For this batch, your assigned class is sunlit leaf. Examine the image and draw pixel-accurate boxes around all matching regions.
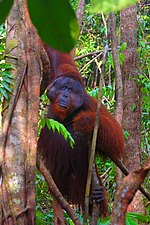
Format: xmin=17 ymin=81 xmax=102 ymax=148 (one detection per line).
xmin=28 ymin=0 xmax=79 ymax=52
xmin=126 ymin=217 xmax=138 ymax=225
xmin=91 ymin=0 xmax=137 ymax=13
xmin=127 ymin=212 xmax=150 ymax=223
xmin=46 ymin=118 xmax=51 ymax=130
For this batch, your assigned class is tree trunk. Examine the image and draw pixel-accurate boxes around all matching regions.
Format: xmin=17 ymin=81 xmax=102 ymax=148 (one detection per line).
xmin=109 ymin=12 xmax=123 ymax=188
xmin=71 ymin=0 xmax=85 ymax=57
xmin=120 ymin=5 xmax=145 ymax=214
xmin=0 ymin=0 xmax=43 ymax=224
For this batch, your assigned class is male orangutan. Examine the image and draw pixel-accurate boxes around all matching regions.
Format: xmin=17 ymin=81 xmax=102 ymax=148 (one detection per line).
xmin=38 ymin=47 xmax=124 ymax=222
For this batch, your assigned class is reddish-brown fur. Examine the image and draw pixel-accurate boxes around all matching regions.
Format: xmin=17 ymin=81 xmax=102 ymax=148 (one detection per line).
xmin=38 ymin=47 xmax=124 ymax=216
xmin=51 ymin=96 xmax=72 ymax=122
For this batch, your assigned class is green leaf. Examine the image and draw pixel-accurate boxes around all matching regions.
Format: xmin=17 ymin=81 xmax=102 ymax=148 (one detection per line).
xmin=119 ymin=53 xmax=125 ymax=65
xmin=0 ymin=0 xmax=13 ymax=24
xmin=69 ymin=135 xmax=75 ymax=149
xmin=2 ymin=75 xmax=13 ymax=84
xmin=0 ymin=87 xmax=8 ymax=99
xmin=46 ymin=118 xmax=51 ymax=130
xmin=120 ymin=42 xmax=127 ymax=51
xmin=49 ymin=119 xmax=56 ymax=132
xmin=45 ymin=119 xmax=75 ymax=148
xmin=127 ymin=212 xmax=150 ymax=223
xmin=124 ymin=130 xmax=130 ymax=140
xmin=28 ymin=0 xmax=79 ymax=52
xmin=126 ymin=217 xmax=138 ymax=225
xmin=132 ymin=104 xmax=137 ymax=111
xmin=56 ymin=122 xmax=61 ymax=134
xmin=40 ymin=118 xmax=46 ymax=128
xmin=91 ymin=0 xmax=137 ymax=13
xmin=98 ymin=216 xmax=111 ymax=224
xmin=1 ymin=63 xmax=14 ymax=69
xmin=1 ymin=81 xmax=12 ymax=92
xmin=60 ymin=124 xmax=68 ymax=140
xmin=0 ymin=45 xmax=5 ymax=52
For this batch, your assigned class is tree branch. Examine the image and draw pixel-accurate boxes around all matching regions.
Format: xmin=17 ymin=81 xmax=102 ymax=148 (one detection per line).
xmin=84 ymin=39 xmax=109 ymax=224
xmin=117 ymin=160 xmax=150 ymax=200
xmin=111 ymin=157 xmax=150 ymax=225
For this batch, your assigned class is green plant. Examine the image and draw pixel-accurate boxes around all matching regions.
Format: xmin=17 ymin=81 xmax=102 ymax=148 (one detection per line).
xmin=88 ymin=85 xmax=115 ymax=112
xmin=0 ymin=24 xmax=14 ymax=103
xmin=36 ymin=171 xmax=54 ymax=225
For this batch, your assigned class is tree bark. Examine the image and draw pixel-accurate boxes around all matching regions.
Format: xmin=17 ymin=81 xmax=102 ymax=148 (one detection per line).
xmin=71 ymin=0 xmax=85 ymax=57
xmin=111 ymin=158 xmax=150 ymax=225
xmin=0 ymin=0 xmax=44 ymax=224
xmin=120 ymin=5 xmax=145 ymax=214
xmin=109 ymin=12 xmax=123 ymax=189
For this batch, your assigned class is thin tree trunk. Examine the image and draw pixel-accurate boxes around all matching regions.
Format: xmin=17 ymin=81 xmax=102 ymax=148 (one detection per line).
xmin=109 ymin=12 xmax=123 ymax=188
xmin=71 ymin=0 xmax=85 ymax=57
xmin=120 ymin=5 xmax=145 ymax=214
